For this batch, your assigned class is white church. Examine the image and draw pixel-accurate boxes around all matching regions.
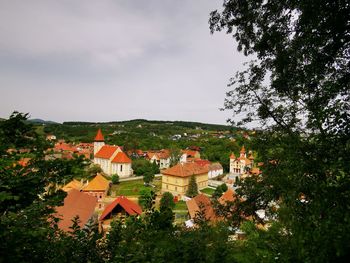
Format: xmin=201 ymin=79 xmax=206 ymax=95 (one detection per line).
xmin=93 ymin=129 xmax=133 ymax=178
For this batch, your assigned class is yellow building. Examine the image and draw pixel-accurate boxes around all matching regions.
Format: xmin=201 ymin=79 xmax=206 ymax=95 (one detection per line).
xmin=161 ymin=163 xmax=209 ymax=198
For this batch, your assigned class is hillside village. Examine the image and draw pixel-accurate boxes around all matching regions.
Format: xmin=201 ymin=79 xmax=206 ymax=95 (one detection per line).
xmin=49 ymin=128 xmax=262 ymax=233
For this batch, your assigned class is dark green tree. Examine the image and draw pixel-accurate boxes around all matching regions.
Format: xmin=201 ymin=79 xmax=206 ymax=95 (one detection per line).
xmin=159 ymin=192 xmax=175 ymax=211
xmin=111 ymin=174 xmax=119 ymax=184
xmin=138 ymin=188 xmax=156 ymax=211
xmin=212 ymin=183 xmax=228 ymax=198
xmin=210 ymin=1 xmax=350 ymax=261
xmin=143 ymin=170 xmax=154 ymax=185
xmin=186 ymin=175 xmax=198 ymax=197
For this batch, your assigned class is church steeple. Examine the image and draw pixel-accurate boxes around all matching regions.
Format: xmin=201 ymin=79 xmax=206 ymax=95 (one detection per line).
xmin=94 ymin=128 xmax=104 ymax=142
xmin=94 ymin=129 xmax=105 ymax=155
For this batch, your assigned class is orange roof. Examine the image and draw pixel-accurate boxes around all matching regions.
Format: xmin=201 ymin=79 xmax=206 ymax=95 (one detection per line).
xmin=230 ymin=153 xmax=236 ymax=159
xmin=18 ymin=157 xmax=31 ymax=167
xmin=219 ymin=188 xmax=237 ymax=205
xmin=194 ymin=159 xmax=211 ymax=167
xmin=240 ymin=146 xmax=246 ymax=153
xmin=182 ymin=149 xmax=199 ymax=157
xmin=83 ymin=174 xmax=110 ymax=192
xmin=186 ymin=194 xmax=216 ymax=221
xmin=112 ymin=152 xmax=131 ymax=163
xmin=54 ymin=142 xmax=78 ymax=152
xmin=94 ymin=145 xmax=119 ymax=159
xmin=162 ymin=162 xmax=208 ymax=177
xmin=94 ymin=128 xmax=104 ymax=142
xmin=62 ymin=179 xmax=85 ymax=192
xmin=100 ymin=196 xmax=142 ymax=221
xmin=54 ymin=189 xmax=97 ymax=232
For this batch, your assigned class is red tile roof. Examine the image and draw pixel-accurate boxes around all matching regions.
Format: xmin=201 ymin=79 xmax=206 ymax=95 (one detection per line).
xmin=100 ymin=196 xmax=142 ymax=221
xmin=94 ymin=145 xmax=119 ymax=159
xmin=230 ymin=153 xmax=236 ymax=159
xmin=162 ymin=162 xmax=208 ymax=177
xmin=94 ymin=128 xmax=104 ymax=142
xmin=219 ymin=188 xmax=237 ymax=204
xmin=240 ymin=146 xmax=246 ymax=153
xmin=54 ymin=189 xmax=97 ymax=232
xmin=194 ymin=159 xmax=211 ymax=167
xmin=186 ymin=194 xmax=216 ymax=221
xmin=54 ymin=142 xmax=78 ymax=152
xmin=111 ymin=152 xmax=131 ymax=163
xmin=83 ymin=174 xmax=110 ymax=192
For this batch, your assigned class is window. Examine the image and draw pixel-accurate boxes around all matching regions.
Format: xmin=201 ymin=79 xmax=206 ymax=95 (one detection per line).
xmin=166 ymin=184 xmax=168 ymax=189
xmin=120 ymin=165 xmax=123 ymax=172
xmin=175 ymin=187 xmax=177 ymax=191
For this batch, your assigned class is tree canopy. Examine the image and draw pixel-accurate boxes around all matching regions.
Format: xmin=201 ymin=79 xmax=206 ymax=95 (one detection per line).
xmin=210 ymin=0 xmax=350 ymax=261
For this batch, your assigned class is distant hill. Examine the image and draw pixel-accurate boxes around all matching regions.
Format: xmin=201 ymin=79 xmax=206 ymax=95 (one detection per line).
xmin=28 ymin=118 xmax=59 ymax=125
xmin=62 ymin=119 xmax=233 ymax=131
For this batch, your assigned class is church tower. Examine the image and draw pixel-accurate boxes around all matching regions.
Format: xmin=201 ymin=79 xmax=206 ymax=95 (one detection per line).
xmin=239 ymin=146 xmax=246 ymax=158
xmin=94 ymin=128 xmax=105 ymax=156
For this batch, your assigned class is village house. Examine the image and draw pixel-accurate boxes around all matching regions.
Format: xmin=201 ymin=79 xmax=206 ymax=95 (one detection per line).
xmin=229 ymin=146 xmax=254 ymax=177
xmin=186 ymin=194 xmax=217 ymax=227
xmin=180 ymin=149 xmax=201 ymax=163
xmin=82 ymin=173 xmax=110 ymax=209
xmin=161 ymin=162 xmax=209 ymax=198
xmin=62 ymin=179 xmax=86 ymax=192
xmin=54 ymin=189 xmax=98 ymax=232
xmin=99 ymin=196 xmax=142 ymax=232
xmin=93 ymin=129 xmax=133 ymax=177
xmin=146 ymin=149 xmax=171 ymax=169
xmin=207 ymin=163 xmax=224 ymax=179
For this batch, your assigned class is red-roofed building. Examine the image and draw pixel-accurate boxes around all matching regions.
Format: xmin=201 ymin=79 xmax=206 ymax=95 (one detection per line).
xmin=54 ymin=189 xmax=97 ymax=232
xmin=180 ymin=149 xmax=201 ymax=163
xmin=93 ymin=129 xmax=133 ymax=177
xmin=161 ymin=163 xmax=209 ymax=198
xmin=229 ymin=146 xmax=254 ymax=177
xmin=186 ymin=194 xmax=218 ymax=224
xmin=146 ymin=149 xmax=171 ymax=169
xmin=99 ymin=196 xmax=142 ymax=231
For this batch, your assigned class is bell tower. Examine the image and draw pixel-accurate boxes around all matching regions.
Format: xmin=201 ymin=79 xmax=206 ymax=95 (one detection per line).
xmin=94 ymin=128 xmax=105 ymax=155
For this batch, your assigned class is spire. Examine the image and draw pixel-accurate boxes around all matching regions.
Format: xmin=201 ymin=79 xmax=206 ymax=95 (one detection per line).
xmin=230 ymin=153 xmax=236 ymax=159
xmin=94 ymin=128 xmax=104 ymax=142
xmin=240 ymin=146 xmax=246 ymax=153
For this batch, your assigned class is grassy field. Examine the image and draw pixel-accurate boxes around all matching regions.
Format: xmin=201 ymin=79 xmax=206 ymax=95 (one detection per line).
xmin=110 ymin=178 xmax=161 ymax=197
xmin=200 ymin=187 xmax=215 ymax=196
xmin=174 ymin=200 xmax=187 ymax=210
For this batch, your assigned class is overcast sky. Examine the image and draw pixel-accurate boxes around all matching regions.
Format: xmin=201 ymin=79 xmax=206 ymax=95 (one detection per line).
xmin=0 ymin=0 xmax=248 ymax=124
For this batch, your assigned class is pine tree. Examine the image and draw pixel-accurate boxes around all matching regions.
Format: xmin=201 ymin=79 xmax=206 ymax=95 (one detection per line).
xmin=186 ymin=175 xmax=198 ymax=197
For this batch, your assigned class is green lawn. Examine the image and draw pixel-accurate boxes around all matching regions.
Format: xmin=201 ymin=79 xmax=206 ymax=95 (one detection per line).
xmin=200 ymin=187 xmax=215 ymax=196
xmin=174 ymin=200 xmax=187 ymax=211
xmin=110 ymin=178 xmax=161 ymax=197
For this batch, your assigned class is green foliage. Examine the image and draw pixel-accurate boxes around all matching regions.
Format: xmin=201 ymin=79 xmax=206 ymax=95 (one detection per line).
xmin=138 ymin=188 xmax=156 ymax=211
xmin=132 ymin=158 xmax=159 ymax=176
xmin=143 ymin=170 xmax=155 ymax=185
xmin=0 ymin=112 xmax=91 ymax=261
xmin=186 ymin=175 xmax=198 ymax=197
xmin=160 ymin=192 xmax=175 ymax=211
xmin=210 ymin=0 xmax=350 ymax=261
xmin=111 ymin=174 xmax=119 ymax=184
xmin=212 ymin=183 xmax=228 ymax=198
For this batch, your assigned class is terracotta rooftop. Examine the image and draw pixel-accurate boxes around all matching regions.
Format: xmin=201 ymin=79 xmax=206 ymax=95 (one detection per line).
xmin=54 ymin=189 xmax=97 ymax=232
xmin=230 ymin=153 xmax=236 ymax=159
xmin=62 ymin=179 xmax=85 ymax=192
xmin=219 ymin=188 xmax=237 ymax=205
xmin=94 ymin=128 xmax=104 ymax=142
xmin=83 ymin=174 xmax=110 ymax=192
xmin=162 ymin=162 xmax=209 ymax=177
xmin=94 ymin=145 xmax=119 ymax=159
xmin=186 ymin=194 xmax=216 ymax=221
xmin=100 ymin=196 xmax=142 ymax=221
xmin=111 ymin=152 xmax=131 ymax=163
xmin=240 ymin=146 xmax=246 ymax=153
